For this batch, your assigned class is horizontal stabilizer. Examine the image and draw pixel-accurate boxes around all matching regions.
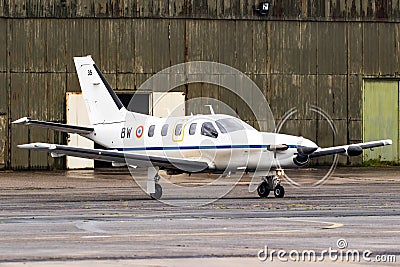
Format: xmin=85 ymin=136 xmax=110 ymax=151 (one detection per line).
xmin=12 ymin=117 xmax=94 ymax=135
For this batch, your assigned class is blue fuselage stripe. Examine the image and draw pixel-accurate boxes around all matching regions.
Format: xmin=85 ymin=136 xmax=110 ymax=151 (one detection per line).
xmin=114 ymin=144 xmax=297 ymax=152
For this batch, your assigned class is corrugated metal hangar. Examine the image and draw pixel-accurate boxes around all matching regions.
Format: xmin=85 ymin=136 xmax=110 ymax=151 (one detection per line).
xmin=0 ymin=0 xmax=399 ymax=169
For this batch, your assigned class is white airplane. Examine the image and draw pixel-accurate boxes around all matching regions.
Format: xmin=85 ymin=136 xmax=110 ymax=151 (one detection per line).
xmin=13 ymin=56 xmax=392 ymax=199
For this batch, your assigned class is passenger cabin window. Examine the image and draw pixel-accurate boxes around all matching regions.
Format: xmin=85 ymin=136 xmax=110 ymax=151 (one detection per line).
xmin=161 ymin=124 xmax=169 ymax=136
xmin=189 ymin=123 xmax=197 ymax=135
xmin=148 ymin=125 xmax=155 ymax=137
xmin=201 ymin=122 xmax=218 ymax=138
xmin=175 ymin=124 xmax=183 ymax=136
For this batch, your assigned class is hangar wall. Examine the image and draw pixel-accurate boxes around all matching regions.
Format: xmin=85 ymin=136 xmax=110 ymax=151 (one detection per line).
xmin=1 ymin=0 xmax=399 ymax=169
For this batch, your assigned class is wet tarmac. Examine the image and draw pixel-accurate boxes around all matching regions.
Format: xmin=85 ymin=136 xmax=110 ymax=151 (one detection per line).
xmin=0 ymin=167 xmax=399 ymax=266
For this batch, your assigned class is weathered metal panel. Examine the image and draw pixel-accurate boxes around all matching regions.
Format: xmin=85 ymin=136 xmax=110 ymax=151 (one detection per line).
xmin=135 ymin=73 xmax=152 ymax=89
xmin=236 ymin=20 xmax=254 ymax=73
xmin=46 ymin=19 xmax=66 ymax=72
xmin=299 ymin=22 xmax=317 ymax=75
xmin=2 ymin=0 xmax=400 ymax=21
xmin=219 ymin=75 xmax=238 ymax=118
xmin=117 ymin=73 xmax=135 ymax=90
xmin=152 ymin=19 xmax=171 ymax=72
xmin=253 ymin=21 xmax=268 ymax=74
xmin=47 ymin=73 xmax=66 ymax=169
xmin=28 ymin=73 xmax=48 ymax=168
xmin=29 ymin=19 xmax=47 ymax=72
xmin=251 ymin=73 xmax=270 ymax=130
xmin=218 ymin=20 xmax=236 ymax=68
xmin=348 ymin=22 xmax=363 ymax=74
xmin=396 ymin=23 xmax=400 ymax=75
xmin=269 ymin=21 xmax=298 ymax=74
xmin=378 ymin=23 xmax=395 ymax=75
xmin=284 ymin=21 xmax=301 ymax=74
xmin=185 ymin=83 xmax=204 ymax=115
xmin=0 ymin=73 xmax=7 ymax=168
xmin=0 ymin=19 xmax=7 ymax=72
xmin=349 ymin=119 xmax=362 ymax=142
xmin=67 ymin=73 xmax=81 ymax=92
xmin=201 ymin=83 xmax=220 ymax=113
xmin=363 ymin=80 xmax=399 ymax=161
xmin=334 ymin=23 xmax=348 ymax=74
xmin=118 ymin=19 xmax=134 ymax=74
xmin=348 ymin=74 xmax=362 ymax=120
xmin=65 ymin=19 xmax=84 ymax=72
xmin=99 ymin=19 xmax=118 ymax=73
xmin=103 ymin=73 xmax=117 ymax=90
xmin=363 ymin=22 xmax=379 ymax=75
xmin=134 ymin=19 xmax=154 ymax=74
xmin=270 ymin=74 xmax=300 ymax=120
xmin=8 ymin=0 xmax=27 ymax=17
xmin=298 ymin=75 xmax=317 ymax=120
xmin=10 ymin=73 xmax=29 ymax=169
xmin=317 ymin=75 xmax=347 ymax=120
xmin=298 ymin=119 xmax=317 ymax=147
xmin=317 ymin=22 xmax=347 ymax=75
xmin=75 ymin=0 xmax=96 ymax=17
xmin=83 ymin=19 xmax=100 ymax=63
xmin=9 ymin=19 xmax=30 ymax=72
xmin=169 ymin=19 xmax=185 ymax=65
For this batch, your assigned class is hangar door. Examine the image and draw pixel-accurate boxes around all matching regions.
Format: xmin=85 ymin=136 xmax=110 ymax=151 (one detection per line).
xmin=363 ymin=80 xmax=399 ymax=162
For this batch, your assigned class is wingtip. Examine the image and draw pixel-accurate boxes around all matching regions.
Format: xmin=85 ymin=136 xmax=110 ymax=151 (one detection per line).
xmin=12 ymin=117 xmax=30 ymax=124
xmin=17 ymin=143 xmax=51 ymax=149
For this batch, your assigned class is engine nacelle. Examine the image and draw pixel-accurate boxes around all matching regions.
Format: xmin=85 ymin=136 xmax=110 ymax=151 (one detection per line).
xmin=346 ymin=145 xmax=362 ymax=156
xmin=293 ymin=154 xmax=309 ymax=166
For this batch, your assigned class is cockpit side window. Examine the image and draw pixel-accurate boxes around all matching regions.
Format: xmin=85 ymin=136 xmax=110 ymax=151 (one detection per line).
xmin=201 ymin=122 xmax=218 ymax=138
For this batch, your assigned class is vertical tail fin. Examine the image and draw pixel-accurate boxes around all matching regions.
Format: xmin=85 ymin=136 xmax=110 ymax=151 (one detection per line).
xmin=74 ymin=56 xmax=125 ymax=125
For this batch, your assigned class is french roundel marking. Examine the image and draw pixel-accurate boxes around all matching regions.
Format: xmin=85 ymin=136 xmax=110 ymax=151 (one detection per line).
xmin=136 ymin=126 xmax=144 ymax=138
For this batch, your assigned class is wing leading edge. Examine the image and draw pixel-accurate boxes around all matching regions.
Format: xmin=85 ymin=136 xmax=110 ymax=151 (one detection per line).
xmin=310 ymin=139 xmax=392 ymax=158
xmin=17 ymin=143 xmax=210 ymax=172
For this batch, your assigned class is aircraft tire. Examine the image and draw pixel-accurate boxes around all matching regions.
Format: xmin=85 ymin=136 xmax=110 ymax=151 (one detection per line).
xmin=150 ymin=183 xmax=163 ymax=200
xmin=257 ymin=182 xmax=270 ymax=198
xmin=274 ymin=185 xmax=285 ymax=198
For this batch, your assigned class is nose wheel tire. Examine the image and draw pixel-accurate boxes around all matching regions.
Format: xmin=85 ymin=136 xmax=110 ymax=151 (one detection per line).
xmin=274 ymin=185 xmax=285 ymax=198
xmin=257 ymin=182 xmax=270 ymax=198
xmin=150 ymin=183 xmax=163 ymax=200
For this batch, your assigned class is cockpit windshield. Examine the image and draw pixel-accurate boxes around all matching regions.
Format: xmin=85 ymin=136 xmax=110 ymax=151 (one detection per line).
xmin=215 ymin=118 xmax=255 ymax=133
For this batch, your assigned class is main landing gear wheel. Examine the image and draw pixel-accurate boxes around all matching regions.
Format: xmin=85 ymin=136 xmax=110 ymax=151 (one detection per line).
xmin=150 ymin=183 xmax=163 ymax=200
xmin=274 ymin=185 xmax=285 ymax=198
xmin=257 ymin=182 xmax=270 ymax=198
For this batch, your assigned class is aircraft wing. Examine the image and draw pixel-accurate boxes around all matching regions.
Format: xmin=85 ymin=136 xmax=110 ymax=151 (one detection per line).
xmin=309 ymin=139 xmax=392 ymax=158
xmin=17 ymin=143 xmax=210 ymax=172
xmin=12 ymin=117 xmax=94 ymax=135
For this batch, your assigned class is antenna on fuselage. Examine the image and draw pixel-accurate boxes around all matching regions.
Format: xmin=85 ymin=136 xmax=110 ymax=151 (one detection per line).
xmin=205 ymin=105 xmax=215 ymax=115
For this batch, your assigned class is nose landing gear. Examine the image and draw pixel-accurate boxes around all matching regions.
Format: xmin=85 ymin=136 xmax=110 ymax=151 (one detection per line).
xmin=257 ymin=168 xmax=285 ymax=198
